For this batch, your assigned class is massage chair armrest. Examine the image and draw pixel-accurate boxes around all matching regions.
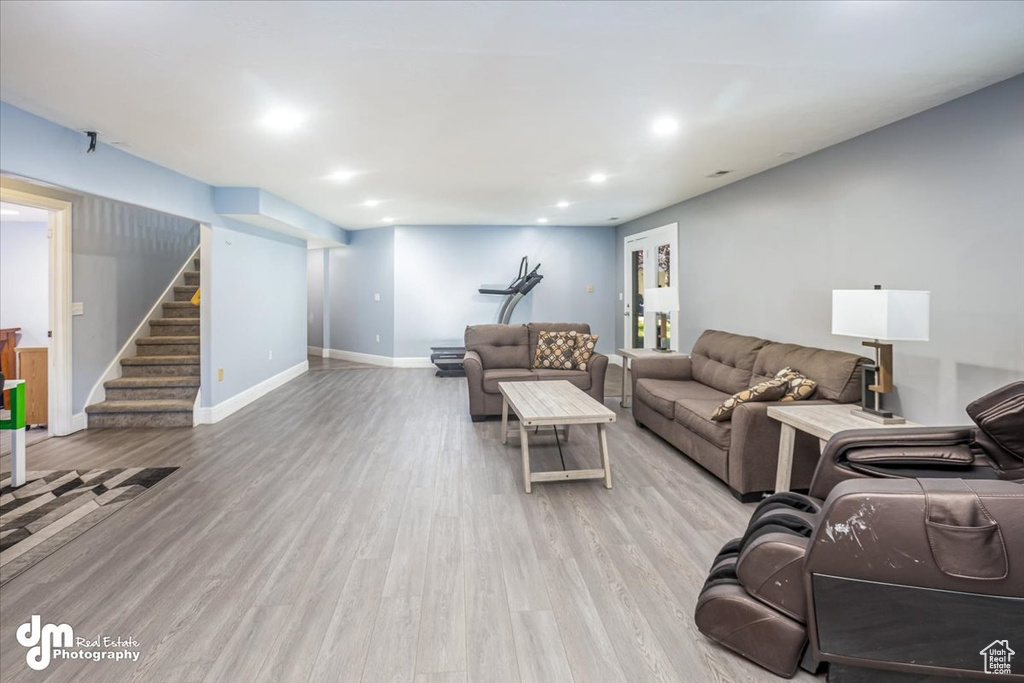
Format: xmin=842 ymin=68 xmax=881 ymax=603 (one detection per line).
xmin=808 ymin=426 xmax=977 ymax=499
xmin=806 ymin=478 xmax=1024 ymax=589
xmin=629 ymin=355 xmax=692 ymax=393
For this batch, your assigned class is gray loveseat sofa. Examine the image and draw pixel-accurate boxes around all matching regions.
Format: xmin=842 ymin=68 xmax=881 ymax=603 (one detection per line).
xmin=632 ymin=329 xmax=869 ymax=500
xmin=464 ymin=322 xmax=609 ymax=421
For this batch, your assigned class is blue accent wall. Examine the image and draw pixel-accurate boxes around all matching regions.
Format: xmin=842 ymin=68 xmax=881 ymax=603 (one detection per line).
xmin=392 ymin=225 xmax=616 ymax=358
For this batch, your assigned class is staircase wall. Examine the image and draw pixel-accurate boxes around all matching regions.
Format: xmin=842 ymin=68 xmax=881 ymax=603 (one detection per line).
xmin=71 ymin=195 xmax=200 ymax=413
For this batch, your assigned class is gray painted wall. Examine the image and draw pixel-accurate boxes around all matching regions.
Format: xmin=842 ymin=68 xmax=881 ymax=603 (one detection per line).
xmin=328 ymin=227 xmax=395 ymax=356
xmin=0 ymin=220 xmax=49 ymax=347
xmin=616 ymin=75 xmax=1024 ymax=425
xmin=392 ymin=225 xmax=616 ymax=357
xmin=208 ymin=222 xmax=307 ymax=405
xmin=307 ymin=248 xmax=324 ymax=347
xmin=72 ymin=195 xmax=199 ymax=412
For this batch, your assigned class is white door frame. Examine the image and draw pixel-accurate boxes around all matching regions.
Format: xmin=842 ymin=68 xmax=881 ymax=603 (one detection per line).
xmin=623 ymin=223 xmax=679 ymax=351
xmin=0 ymin=185 xmax=76 ymax=435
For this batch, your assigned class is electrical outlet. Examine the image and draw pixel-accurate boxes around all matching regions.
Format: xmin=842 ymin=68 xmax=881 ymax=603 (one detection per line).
xmin=587 ymin=284 xmax=594 ymax=293
xmin=71 ymin=301 xmax=84 ymax=316
xmin=269 ymin=350 xmax=273 ymax=360
xmin=218 ymin=368 xmax=224 ymax=382
xmin=618 ymin=292 xmax=623 ymax=301
xmin=375 ymin=334 xmax=380 ymax=343
xmin=374 ymin=293 xmax=381 ymax=302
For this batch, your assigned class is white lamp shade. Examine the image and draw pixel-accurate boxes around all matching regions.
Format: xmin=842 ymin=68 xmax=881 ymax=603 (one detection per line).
xmin=832 ymin=289 xmax=930 ymax=341
xmin=644 ymin=286 xmax=679 ymax=313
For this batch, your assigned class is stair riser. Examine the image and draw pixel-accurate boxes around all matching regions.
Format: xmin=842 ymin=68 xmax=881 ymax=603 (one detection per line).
xmin=150 ymin=324 xmax=199 ymax=336
xmin=183 ymin=272 xmax=200 ymax=286
xmin=136 ymin=343 xmax=199 ymax=356
xmin=173 ymin=289 xmax=198 ymax=302
xmin=89 ymin=412 xmax=193 ymax=428
xmin=162 ymin=305 xmax=199 ymax=318
xmin=121 ymin=364 xmax=200 ymax=378
xmin=105 ymin=386 xmax=198 ymax=401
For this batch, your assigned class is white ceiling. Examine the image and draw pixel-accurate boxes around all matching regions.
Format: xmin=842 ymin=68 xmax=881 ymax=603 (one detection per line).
xmin=0 ymin=201 xmax=49 ymax=223
xmin=1 ymin=1 xmax=1023 ymax=230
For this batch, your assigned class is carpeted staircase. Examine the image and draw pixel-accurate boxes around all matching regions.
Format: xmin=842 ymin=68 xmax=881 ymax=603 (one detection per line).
xmin=85 ymin=257 xmax=200 ymax=428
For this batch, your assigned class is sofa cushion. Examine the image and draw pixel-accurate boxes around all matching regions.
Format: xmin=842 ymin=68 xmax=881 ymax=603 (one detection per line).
xmin=482 ymin=368 xmax=536 ymax=393
xmin=571 ymin=333 xmax=600 ymax=371
xmin=466 ymin=324 xmax=530 ymax=370
xmin=533 ymin=368 xmax=591 ymax=391
xmin=675 ymin=398 xmax=733 ymax=449
xmin=711 ymin=378 xmax=789 ymax=422
xmin=527 ymin=322 xmax=590 ymax=360
xmin=635 ymin=378 xmax=731 ymax=420
xmin=752 ymin=343 xmax=868 ymax=403
xmin=533 ymin=330 xmax=577 ymax=370
xmin=691 ymin=330 xmax=770 ymax=395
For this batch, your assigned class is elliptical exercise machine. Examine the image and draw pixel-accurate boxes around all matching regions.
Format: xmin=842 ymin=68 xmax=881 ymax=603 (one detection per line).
xmin=477 ymin=256 xmax=544 ymax=324
xmin=429 ymin=256 xmax=544 ymax=377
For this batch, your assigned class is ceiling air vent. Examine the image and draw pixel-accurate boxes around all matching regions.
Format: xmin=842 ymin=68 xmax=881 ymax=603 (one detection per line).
xmin=607 ymin=217 xmax=619 ymax=221
xmin=706 ymin=170 xmax=732 ymax=178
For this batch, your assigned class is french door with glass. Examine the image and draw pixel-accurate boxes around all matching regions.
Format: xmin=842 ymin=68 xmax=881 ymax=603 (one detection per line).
xmin=623 ymin=223 xmax=679 ymax=350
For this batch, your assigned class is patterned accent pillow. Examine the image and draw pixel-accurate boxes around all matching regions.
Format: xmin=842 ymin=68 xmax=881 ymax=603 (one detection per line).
xmin=775 ymin=367 xmax=818 ymax=402
xmin=570 ymin=333 xmax=600 ymax=371
xmin=533 ymin=331 xmax=577 ymax=369
xmin=711 ymin=377 xmax=788 ymax=422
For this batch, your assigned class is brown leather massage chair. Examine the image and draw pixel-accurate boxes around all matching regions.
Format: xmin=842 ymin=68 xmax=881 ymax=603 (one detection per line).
xmin=695 ymin=381 xmax=1024 ymax=681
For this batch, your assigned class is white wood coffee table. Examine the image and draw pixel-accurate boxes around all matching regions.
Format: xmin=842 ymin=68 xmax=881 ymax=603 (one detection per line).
xmin=499 ymin=380 xmax=616 ymax=493
xmin=767 ymin=404 xmax=921 ymax=493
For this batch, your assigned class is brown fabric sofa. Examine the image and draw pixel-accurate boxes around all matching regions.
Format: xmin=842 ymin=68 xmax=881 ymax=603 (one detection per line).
xmin=464 ymin=322 xmax=609 ymax=421
xmin=631 ymin=329 xmax=870 ymax=500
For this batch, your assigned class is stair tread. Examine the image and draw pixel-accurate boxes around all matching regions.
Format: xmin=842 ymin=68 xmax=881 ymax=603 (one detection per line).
xmin=137 ymin=336 xmax=200 ymax=344
xmin=105 ymin=376 xmax=200 ymax=388
xmin=122 ymin=355 xmax=200 ymax=364
xmin=86 ymin=399 xmax=194 ymax=414
xmin=173 ymin=285 xmax=198 ymax=290
xmin=151 ymin=318 xmax=199 ymax=324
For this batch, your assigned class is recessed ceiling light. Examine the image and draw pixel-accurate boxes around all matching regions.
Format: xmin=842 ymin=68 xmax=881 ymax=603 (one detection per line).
xmin=651 ymin=116 xmax=680 ymax=137
xmin=382 ymin=217 xmax=394 ymax=223
xmin=363 ymin=199 xmax=380 ymax=207
xmin=327 ymin=169 xmax=355 ymax=182
xmin=589 ymin=173 xmax=607 ymax=184
xmin=537 ymin=217 xmax=548 ymax=224
xmin=556 ymin=200 xmax=569 ymax=209
xmin=0 ymin=209 xmax=20 ymax=216
xmin=261 ymin=107 xmax=305 ymax=132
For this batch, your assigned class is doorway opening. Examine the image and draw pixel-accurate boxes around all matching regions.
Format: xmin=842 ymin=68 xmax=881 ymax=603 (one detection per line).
xmin=0 ymin=183 xmax=74 ymax=448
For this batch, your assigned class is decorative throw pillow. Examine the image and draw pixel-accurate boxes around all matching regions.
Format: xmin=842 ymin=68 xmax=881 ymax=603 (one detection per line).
xmin=775 ymin=367 xmax=818 ymax=402
xmin=571 ymin=333 xmax=600 ymax=371
xmin=711 ymin=377 xmax=788 ymax=422
xmin=533 ymin=331 xmax=577 ymax=369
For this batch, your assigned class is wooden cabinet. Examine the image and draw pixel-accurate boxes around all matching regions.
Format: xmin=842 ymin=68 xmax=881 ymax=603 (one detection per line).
xmin=16 ymin=346 xmax=48 ymax=426
xmin=0 ymin=327 xmax=19 ymax=406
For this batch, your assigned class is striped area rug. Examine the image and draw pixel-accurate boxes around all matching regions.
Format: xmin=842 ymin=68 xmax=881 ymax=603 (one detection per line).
xmin=0 ymin=467 xmax=178 ymax=585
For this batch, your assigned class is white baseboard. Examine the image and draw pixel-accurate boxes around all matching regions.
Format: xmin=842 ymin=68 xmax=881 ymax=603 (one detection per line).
xmin=394 ymin=357 xmax=433 ymax=369
xmin=195 ymin=360 xmax=309 ymax=425
xmin=607 ymin=353 xmax=623 ymax=366
xmin=307 ymin=345 xmax=324 ymax=357
xmin=324 ymin=349 xmax=434 ymax=369
xmin=326 ymin=349 xmax=394 ymax=367
xmin=70 ymin=412 xmax=88 ymax=433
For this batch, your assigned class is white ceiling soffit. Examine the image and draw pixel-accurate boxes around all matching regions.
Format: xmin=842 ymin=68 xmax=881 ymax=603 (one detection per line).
xmin=1 ymin=1 xmax=1023 ymax=229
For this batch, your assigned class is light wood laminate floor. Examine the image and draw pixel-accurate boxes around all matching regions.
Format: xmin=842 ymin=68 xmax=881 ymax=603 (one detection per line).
xmin=0 ymin=362 xmax=819 ymax=682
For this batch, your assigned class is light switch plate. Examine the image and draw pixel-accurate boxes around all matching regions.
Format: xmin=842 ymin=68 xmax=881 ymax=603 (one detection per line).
xmin=71 ymin=301 xmax=84 ymax=315
xmin=374 ymin=293 xmax=381 ymax=302
xmin=587 ymin=284 xmax=595 ymax=293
